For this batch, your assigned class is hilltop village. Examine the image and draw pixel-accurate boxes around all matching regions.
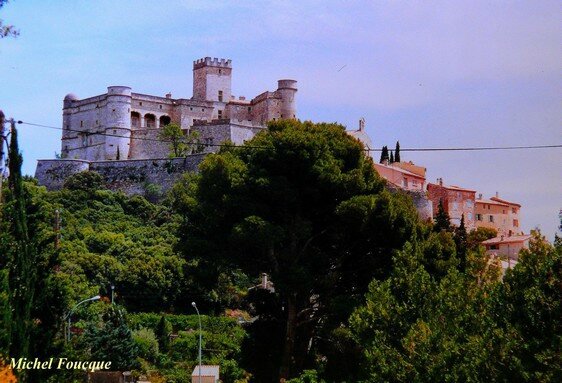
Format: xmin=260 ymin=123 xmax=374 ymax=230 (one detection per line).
xmin=35 ymin=56 xmax=527 ymax=271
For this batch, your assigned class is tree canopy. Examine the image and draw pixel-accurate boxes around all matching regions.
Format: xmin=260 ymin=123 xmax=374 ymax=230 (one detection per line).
xmin=172 ymin=120 xmax=421 ymax=380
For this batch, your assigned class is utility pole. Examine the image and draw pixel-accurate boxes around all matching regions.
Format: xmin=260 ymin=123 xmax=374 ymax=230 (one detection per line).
xmin=54 ymin=209 xmax=61 ymax=250
xmin=0 ymin=110 xmax=5 ymax=205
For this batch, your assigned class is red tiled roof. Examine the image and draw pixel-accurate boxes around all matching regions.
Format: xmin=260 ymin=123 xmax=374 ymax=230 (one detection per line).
xmin=475 ymin=198 xmax=510 ymax=207
xmin=374 ymin=162 xmax=425 ymax=179
xmin=490 ymin=196 xmax=521 ymax=207
xmin=482 ymin=235 xmax=531 ymax=245
xmin=427 ymin=183 xmax=476 ymax=193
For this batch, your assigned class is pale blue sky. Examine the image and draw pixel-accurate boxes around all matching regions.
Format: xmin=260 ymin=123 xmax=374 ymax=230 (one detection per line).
xmin=0 ymin=1 xmax=560 ymax=238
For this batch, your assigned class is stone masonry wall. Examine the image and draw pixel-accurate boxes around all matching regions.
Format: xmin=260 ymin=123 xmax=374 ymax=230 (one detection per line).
xmin=35 ymin=155 xmax=207 ymax=196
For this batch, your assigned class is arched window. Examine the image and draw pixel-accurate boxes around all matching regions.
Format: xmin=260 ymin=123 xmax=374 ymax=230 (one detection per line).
xmin=159 ymin=115 xmax=171 ymax=127
xmin=145 ymin=113 xmax=156 ymax=128
xmin=131 ymin=112 xmax=140 ymax=128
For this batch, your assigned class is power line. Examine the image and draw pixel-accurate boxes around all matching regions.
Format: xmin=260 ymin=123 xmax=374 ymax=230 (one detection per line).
xmin=17 ymin=121 xmax=271 ymax=150
xmin=16 ymin=120 xmax=562 ymax=153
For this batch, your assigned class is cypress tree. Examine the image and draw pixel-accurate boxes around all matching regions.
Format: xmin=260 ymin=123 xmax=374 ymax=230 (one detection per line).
xmin=389 ymin=151 xmax=394 ymax=164
xmin=379 ymin=146 xmax=389 ymax=164
xmin=395 ymin=141 xmax=401 ymax=163
xmin=155 ymin=315 xmax=172 ymax=353
xmin=434 ymin=199 xmax=451 ymax=232
xmin=6 ymin=124 xmax=36 ymax=370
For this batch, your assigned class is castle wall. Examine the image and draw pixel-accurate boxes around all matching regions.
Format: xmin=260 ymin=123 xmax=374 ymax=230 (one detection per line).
xmin=35 ymin=159 xmax=91 ymax=190
xmin=90 ymin=156 xmax=206 ymax=195
xmin=129 ymin=129 xmax=170 ymax=159
xmin=35 ymin=155 xmax=207 ymax=196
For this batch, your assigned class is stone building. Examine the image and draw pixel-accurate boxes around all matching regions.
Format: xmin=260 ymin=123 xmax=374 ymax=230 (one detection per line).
xmin=475 ymin=192 xmax=523 ymax=236
xmin=35 ymin=57 xmax=297 ymax=191
xmin=59 ymin=57 xmax=297 ymax=161
xmin=427 ymin=178 xmax=477 ymax=230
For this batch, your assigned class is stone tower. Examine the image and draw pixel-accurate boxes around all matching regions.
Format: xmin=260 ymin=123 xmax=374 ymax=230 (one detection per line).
xmin=276 ymin=79 xmax=297 ymax=119
xmin=192 ymin=57 xmax=232 ymax=102
xmin=104 ymin=86 xmax=132 ymax=160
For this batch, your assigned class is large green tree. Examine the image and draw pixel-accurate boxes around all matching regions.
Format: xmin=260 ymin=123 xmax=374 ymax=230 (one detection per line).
xmin=172 ymin=120 xmax=420 ymax=380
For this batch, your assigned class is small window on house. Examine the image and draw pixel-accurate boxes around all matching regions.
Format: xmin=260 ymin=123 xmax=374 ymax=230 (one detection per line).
xmin=159 ymin=105 xmax=162 ymax=109
xmin=489 ymin=215 xmax=494 ymax=223
xmin=513 ymin=219 xmax=519 ymax=227
xmin=248 ymin=107 xmax=252 ymax=112
xmin=218 ymin=90 xmax=223 ymax=102
xmin=202 ymin=108 xmax=205 ymax=112
xmin=112 ymin=109 xmax=116 ymax=112
xmin=490 ymin=244 xmax=499 ymax=250
xmin=402 ymin=178 xmax=408 ymax=188
xmin=512 ymin=207 xmax=516 ymax=214
xmin=218 ymin=110 xmax=223 ymax=118
xmin=190 ymin=107 xmax=193 ymax=111
xmin=113 ymin=130 xmax=117 ymax=134
xmin=476 ymin=214 xmax=482 ymax=221
xmin=219 ymin=69 xmax=222 ymax=74
xmin=139 ymin=102 xmax=143 ymax=106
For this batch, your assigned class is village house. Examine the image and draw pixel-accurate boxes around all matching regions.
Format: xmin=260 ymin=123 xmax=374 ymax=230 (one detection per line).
xmin=426 ymin=178 xmax=476 ymax=230
xmin=475 ymin=192 xmax=523 ymax=236
xmin=191 ymin=365 xmax=220 ymax=383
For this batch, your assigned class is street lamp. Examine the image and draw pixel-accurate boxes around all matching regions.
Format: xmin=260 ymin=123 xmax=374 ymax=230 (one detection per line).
xmin=192 ymin=301 xmax=202 ymax=383
xmin=65 ymin=295 xmax=101 ymax=342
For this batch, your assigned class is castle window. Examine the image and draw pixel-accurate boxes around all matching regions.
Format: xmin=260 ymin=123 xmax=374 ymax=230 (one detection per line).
xmin=159 ymin=105 xmax=162 ymax=109
xmin=202 ymin=108 xmax=205 ymax=112
xmin=139 ymin=102 xmax=143 ymax=106
xmin=145 ymin=113 xmax=156 ymax=128
xmin=218 ymin=110 xmax=223 ymax=119
xmin=190 ymin=107 xmax=193 ymax=111
xmin=131 ymin=112 xmax=140 ymax=128
xmin=218 ymin=90 xmax=223 ymax=102
xmin=159 ymin=115 xmax=171 ymax=127
xmin=80 ymin=121 xmax=83 ymax=127
xmin=248 ymin=107 xmax=251 ymax=112
xmin=113 ymin=109 xmax=116 ymax=112
xmin=113 ymin=130 xmax=117 ymax=134
xmin=219 ymin=69 xmax=222 ymax=74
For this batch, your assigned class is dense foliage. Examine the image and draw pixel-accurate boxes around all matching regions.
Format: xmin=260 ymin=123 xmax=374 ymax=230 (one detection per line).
xmin=0 ymin=120 xmax=560 ymax=382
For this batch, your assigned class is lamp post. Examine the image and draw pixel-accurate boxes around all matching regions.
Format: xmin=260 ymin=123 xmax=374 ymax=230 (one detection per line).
xmin=191 ymin=302 xmax=202 ymax=383
xmin=65 ymin=295 xmax=101 ymax=342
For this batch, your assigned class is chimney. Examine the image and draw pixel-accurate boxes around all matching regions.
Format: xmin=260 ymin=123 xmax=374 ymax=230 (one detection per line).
xmin=478 ymin=193 xmax=482 ymax=200
xmin=495 ymin=191 xmax=499 ymax=198
xmin=165 ymin=93 xmax=172 ymax=99
xmin=261 ymin=273 xmax=268 ymax=289
xmin=439 ymin=178 xmax=443 ymax=186
xmin=359 ymin=117 xmax=365 ymax=131
xmin=500 ymin=235 xmax=504 ymax=241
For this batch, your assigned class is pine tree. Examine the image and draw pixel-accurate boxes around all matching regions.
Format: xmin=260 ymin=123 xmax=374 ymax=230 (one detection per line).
xmin=389 ymin=151 xmax=394 ymax=164
xmin=454 ymin=214 xmax=468 ymax=270
xmin=395 ymin=141 xmax=401 ymax=163
xmin=379 ymin=146 xmax=389 ymax=164
xmin=434 ymin=199 xmax=451 ymax=232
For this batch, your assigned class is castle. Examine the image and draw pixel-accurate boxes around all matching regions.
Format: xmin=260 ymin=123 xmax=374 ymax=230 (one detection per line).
xmin=35 ymin=57 xmax=297 ymax=192
xmin=60 ymin=57 xmax=297 ymax=161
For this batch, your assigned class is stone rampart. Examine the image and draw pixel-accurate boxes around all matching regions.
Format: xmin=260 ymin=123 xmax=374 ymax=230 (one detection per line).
xmin=35 ymin=155 xmax=207 ymax=196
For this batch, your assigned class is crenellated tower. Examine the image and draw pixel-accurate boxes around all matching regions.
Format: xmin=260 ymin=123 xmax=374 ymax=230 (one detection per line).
xmin=193 ymin=57 xmax=232 ymax=102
